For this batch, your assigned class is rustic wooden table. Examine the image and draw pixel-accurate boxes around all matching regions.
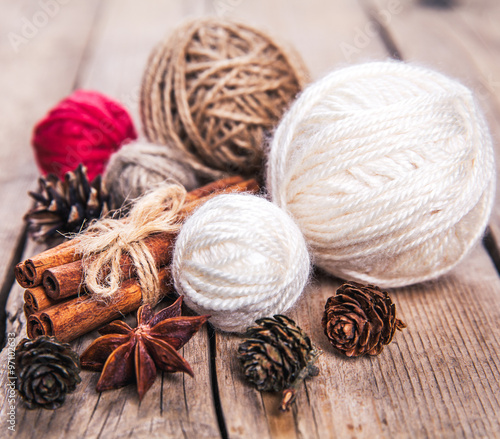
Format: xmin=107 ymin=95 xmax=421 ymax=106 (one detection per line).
xmin=1 ymin=1 xmax=499 ymax=438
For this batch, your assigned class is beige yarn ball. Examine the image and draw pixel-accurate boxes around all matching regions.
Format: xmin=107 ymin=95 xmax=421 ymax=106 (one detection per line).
xmin=268 ymin=61 xmax=496 ymax=288
xmin=104 ymin=141 xmax=198 ymax=208
xmin=140 ymin=17 xmax=308 ymax=181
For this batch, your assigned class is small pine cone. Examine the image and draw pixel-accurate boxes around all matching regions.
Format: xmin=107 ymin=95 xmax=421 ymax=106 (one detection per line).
xmin=15 ymin=336 xmax=81 ymax=410
xmin=25 ymin=164 xmax=111 ymax=243
xmin=238 ymin=315 xmax=320 ymax=402
xmin=322 ymin=282 xmax=406 ymax=357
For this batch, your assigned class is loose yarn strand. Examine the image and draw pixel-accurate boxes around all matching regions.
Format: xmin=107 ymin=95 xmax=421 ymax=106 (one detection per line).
xmin=77 ymin=181 xmax=187 ymax=304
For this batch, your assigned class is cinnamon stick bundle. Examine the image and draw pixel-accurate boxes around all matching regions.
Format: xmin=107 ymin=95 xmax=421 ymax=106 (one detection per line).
xmin=19 ymin=176 xmax=259 ymax=342
xmin=35 ymin=177 xmax=259 ymax=301
xmin=16 ymin=176 xmax=257 ymax=292
xmin=27 ymin=269 xmax=171 ymax=342
xmin=42 ymin=232 xmax=174 ymax=300
xmin=15 ymin=239 xmax=80 ymax=288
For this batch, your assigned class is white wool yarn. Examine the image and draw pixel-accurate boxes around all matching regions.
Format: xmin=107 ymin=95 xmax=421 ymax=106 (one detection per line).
xmin=172 ymin=194 xmax=310 ymax=332
xmin=104 ymin=141 xmax=198 ymax=208
xmin=267 ymin=61 xmax=496 ymax=288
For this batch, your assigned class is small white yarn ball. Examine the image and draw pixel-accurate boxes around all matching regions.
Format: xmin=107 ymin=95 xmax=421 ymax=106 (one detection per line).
xmin=104 ymin=141 xmax=199 ymax=208
xmin=267 ymin=61 xmax=496 ymax=288
xmin=172 ymin=194 xmax=310 ymax=332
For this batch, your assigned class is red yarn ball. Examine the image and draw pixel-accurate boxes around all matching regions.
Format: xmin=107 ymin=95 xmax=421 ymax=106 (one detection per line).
xmin=32 ymin=90 xmax=137 ymax=181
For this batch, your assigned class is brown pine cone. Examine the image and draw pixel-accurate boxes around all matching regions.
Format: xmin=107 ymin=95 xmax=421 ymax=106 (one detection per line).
xmin=15 ymin=336 xmax=81 ymax=409
xmin=24 ymin=164 xmax=111 ymax=244
xmin=322 ymin=282 xmax=406 ymax=357
xmin=238 ymin=315 xmax=319 ymax=392
xmin=238 ymin=315 xmax=322 ymax=411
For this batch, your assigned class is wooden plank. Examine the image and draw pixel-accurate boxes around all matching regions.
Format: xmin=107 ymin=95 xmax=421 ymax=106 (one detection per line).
xmin=212 ymin=1 xmax=500 ymax=438
xmin=0 ymin=0 xmax=101 ymax=431
xmin=215 ymin=248 xmax=500 ymax=438
xmin=77 ymin=0 xmax=206 ymax=124
xmin=0 ymin=0 xmax=101 ymax=344
xmin=293 ymin=245 xmax=500 ymax=438
xmin=75 ymin=1 xmax=220 ymax=437
xmin=0 ymin=1 xmax=221 ymax=438
xmin=207 ymin=0 xmax=388 ymax=79
xmin=0 ymin=1 xmax=102 ymax=427
xmin=210 ymin=1 xmax=387 ymax=438
xmin=361 ymin=0 xmax=500 ymax=263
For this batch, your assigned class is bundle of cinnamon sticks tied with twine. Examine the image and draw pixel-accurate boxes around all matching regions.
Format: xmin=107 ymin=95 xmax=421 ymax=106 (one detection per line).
xmin=15 ymin=176 xmax=258 ymax=342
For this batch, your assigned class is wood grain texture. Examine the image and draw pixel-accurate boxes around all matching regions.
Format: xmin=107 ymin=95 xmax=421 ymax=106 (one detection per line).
xmin=215 ymin=245 xmax=500 ymax=439
xmin=0 ymin=0 xmax=101 ymax=345
xmin=78 ymin=0 xmax=206 ymax=125
xmin=208 ymin=0 xmax=388 ymax=79
xmin=0 ymin=1 xmax=220 ymax=438
xmin=297 ymin=245 xmax=500 ymax=438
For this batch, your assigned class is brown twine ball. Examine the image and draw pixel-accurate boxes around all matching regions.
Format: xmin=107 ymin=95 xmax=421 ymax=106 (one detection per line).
xmin=140 ymin=17 xmax=309 ymax=180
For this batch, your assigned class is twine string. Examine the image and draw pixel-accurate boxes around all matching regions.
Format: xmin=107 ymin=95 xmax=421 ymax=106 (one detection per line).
xmin=77 ymin=182 xmax=187 ymax=304
xmin=140 ymin=17 xmax=308 ymax=179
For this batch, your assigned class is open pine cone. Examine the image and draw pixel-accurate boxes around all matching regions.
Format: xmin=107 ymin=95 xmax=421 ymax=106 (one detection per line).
xmin=322 ymin=282 xmax=406 ymax=357
xmin=25 ymin=164 xmax=111 ymax=243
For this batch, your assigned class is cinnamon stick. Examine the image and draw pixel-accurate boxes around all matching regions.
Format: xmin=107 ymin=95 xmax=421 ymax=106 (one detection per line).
xmin=184 ymin=175 xmax=246 ymax=202
xmin=179 ymin=178 xmax=259 ymax=219
xmin=27 ymin=313 xmax=53 ymax=339
xmin=27 ymin=268 xmax=171 ymax=343
xmin=15 ymin=238 xmax=80 ymax=288
xmin=42 ymin=260 xmax=86 ymax=300
xmin=24 ymin=286 xmax=57 ymax=314
xmin=30 ymin=178 xmax=260 ymax=301
xmin=23 ymin=304 xmax=32 ymax=320
xmin=15 ymin=264 xmax=31 ymax=289
xmin=16 ymin=176 xmax=258 ymax=290
xmin=42 ymin=231 xmax=175 ymax=300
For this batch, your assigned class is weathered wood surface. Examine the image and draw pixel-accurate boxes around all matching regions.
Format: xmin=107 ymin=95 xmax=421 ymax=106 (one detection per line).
xmin=0 ymin=0 xmax=101 ymax=346
xmin=0 ymin=1 xmax=499 ymax=438
xmin=215 ymin=1 xmax=500 ymax=438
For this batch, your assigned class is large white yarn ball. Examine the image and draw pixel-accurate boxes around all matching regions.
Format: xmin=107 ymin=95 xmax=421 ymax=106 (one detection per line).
xmin=267 ymin=61 xmax=496 ymax=288
xmin=172 ymin=194 xmax=310 ymax=332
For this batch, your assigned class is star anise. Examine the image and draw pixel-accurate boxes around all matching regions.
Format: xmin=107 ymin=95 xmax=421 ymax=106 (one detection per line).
xmin=80 ymin=296 xmax=208 ymax=400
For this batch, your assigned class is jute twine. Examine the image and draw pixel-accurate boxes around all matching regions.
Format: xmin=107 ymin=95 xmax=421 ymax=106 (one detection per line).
xmin=140 ymin=17 xmax=309 ymax=181
xmin=77 ymin=182 xmax=186 ymax=304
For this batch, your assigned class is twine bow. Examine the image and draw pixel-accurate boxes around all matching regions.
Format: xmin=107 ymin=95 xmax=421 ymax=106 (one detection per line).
xmin=77 ymin=182 xmax=186 ymax=304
